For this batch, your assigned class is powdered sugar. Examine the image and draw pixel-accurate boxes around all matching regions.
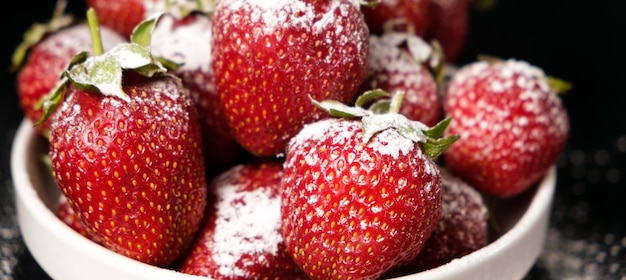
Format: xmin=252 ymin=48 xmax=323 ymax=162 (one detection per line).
xmin=218 ymin=0 xmax=360 ymax=37
xmin=144 ymin=0 xmax=215 ymax=18
xmin=151 ymin=14 xmax=213 ymax=73
xmin=367 ymin=33 xmax=430 ymax=79
xmin=38 ymin=24 xmax=126 ymax=60
xmin=52 ymin=76 xmax=191 ymax=144
xmin=445 ymin=58 xmax=570 ymax=155
xmin=443 ymin=58 xmax=569 ymax=196
xmin=210 ymin=177 xmax=282 ymax=277
xmin=290 ymin=118 xmax=421 ymax=160
xmin=439 ymin=168 xmax=487 ymax=221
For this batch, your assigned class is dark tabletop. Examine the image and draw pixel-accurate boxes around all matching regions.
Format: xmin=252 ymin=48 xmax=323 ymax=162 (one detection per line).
xmin=2 ymin=0 xmax=625 ymax=279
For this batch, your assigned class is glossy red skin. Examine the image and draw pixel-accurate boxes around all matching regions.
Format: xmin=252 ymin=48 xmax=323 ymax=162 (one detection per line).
xmin=48 ymin=73 xmax=208 ymax=267
xmin=361 ymin=35 xmax=442 ymax=127
xmin=178 ymin=161 xmax=308 ymax=279
xmin=16 ymin=24 xmax=125 ymax=136
xmin=442 ymin=59 xmax=569 ymax=197
xmin=426 ymin=0 xmax=469 ymax=62
xmin=361 ymin=0 xmax=430 ymax=37
xmin=281 ymin=118 xmax=443 ymax=280
xmin=87 ymin=0 xmax=149 ymax=38
xmin=211 ymin=0 xmax=369 ymax=157
xmin=151 ymin=13 xmax=245 ymax=177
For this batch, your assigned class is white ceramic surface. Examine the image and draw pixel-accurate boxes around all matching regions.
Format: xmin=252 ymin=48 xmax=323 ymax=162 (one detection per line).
xmin=11 ymin=118 xmax=556 ymax=280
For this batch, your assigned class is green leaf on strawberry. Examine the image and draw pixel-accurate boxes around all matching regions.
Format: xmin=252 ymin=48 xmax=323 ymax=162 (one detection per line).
xmin=312 ymin=89 xmax=458 ymax=158
xmin=10 ymin=0 xmax=74 ymax=72
xmin=35 ymin=8 xmax=180 ymax=126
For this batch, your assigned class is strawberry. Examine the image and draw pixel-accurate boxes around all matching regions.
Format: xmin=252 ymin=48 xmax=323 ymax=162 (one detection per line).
xmin=360 ymin=32 xmax=442 ymax=127
xmin=178 ymin=160 xmax=308 ymax=279
xmin=86 ymin=0 xmax=214 ymax=38
xmin=442 ymin=58 xmax=570 ymax=197
xmin=86 ymin=0 xmax=151 ymax=38
xmin=56 ymin=195 xmax=93 ymax=239
xmin=425 ymin=0 xmax=469 ymax=62
xmin=43 ymin=11 xmax=208 ymax=267
xmin=280 ymin=91 xmax=458 ymax=279
xmin=13 ymin=6 xmax=126 ymax=136
xmin=361 ymin=0 xmax=430 ymax=37
xmin=211 ymin=0 xmax=370 ymax=157
xmin=388 ymin=167 xmax=489 ymax=276
xmin=151 ymin=12 xmax=245 ymax=177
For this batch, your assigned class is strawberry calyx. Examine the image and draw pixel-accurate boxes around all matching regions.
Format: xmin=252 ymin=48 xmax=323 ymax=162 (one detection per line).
xmin=35 ymin=8 xmax=181 ymax=126
xmin=10 ymin=0 xmax=74 ymax=72
xmin=547 ymin=76 xmax=573 ymax=94
xmin=311 ymin=89 xmax=458 ymax=158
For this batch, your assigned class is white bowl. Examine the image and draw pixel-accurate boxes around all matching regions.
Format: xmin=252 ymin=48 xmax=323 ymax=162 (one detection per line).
xmin=11 ymin=118 xmax=556 ymax=280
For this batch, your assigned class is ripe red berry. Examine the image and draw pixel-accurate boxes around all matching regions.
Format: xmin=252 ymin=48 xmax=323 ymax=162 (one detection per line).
xmin=15 ymin=23 xmax=125 ymax=135
xmin=361 ymin=32 xmax=442 ymax=126
xmin=178 ymin=161 xmax=308 ymax=279
xmin=426 ymin=0 xmax=469 ymax=62
xmin=151 ymin=12 xmax=245 ymax=176
xmin=211 ymin=0 xmax=370 ymax=156
xmin=390 ymin=167 xmax=489 ymax=275
xmin=442 ymin=58 xmax=570 ymax=197
xmin=280 ymin=91 xmax=458 ymax=279
xmin=46 ymin=11 xmax=208 ymax=267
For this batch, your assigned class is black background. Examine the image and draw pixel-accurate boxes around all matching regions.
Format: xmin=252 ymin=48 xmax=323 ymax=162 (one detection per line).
xmin=1 ymin=0 xmax=625 ymax=279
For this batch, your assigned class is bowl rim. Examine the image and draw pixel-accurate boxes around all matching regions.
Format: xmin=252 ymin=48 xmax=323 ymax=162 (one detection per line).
xmin=11 ymin=118 xmax=555 ymax=280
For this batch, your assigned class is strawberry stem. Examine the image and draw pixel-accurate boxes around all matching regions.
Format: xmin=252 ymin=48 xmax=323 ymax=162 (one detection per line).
xmin=86 ymin=8 xmax=104 ymax=56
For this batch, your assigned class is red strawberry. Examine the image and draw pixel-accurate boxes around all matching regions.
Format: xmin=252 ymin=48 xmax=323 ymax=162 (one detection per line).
xmin=151 ymin=12 xmax=245 ymax=177
xmin=86 ymin=0 xmax=150 ymax=38
xmin=280 ymin=91 xmax=457 ymax=279
xmin=56 ymin=195 xmax=93 ymax=239
xmin=178 ymin=160 xmax=308 ymax=279
xmin=360 ymin=32 xmax=442 ymax=127
xmin=361 ymin=0 xmax=430 ymax=37
xmin=44 ymin=11 xmax=208 ymax=267
xmin=388 ymin=167 xmax=488 ymax=276
xmin=86 ymin=0 xmax=214 ymax=38
xmin=442 ymin=58 xmax=570 ymax=197
xmin=14 ymin=18 xmax=125 ymax=136
xmin=426 ymin=0 xmax=469 ymax=62
xmin=211 ymin=0 xmax=370 ymax=157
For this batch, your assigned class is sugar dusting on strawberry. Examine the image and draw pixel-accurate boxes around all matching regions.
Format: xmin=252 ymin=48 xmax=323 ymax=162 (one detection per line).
xmin=178 ymin=162 xmax=307 ymax=279
xmin=212 ymin=0 xmax=369 ymax=156
xmin=44 ymin=10 xmax=209 ymax=267
xmin=50 ymin=72 xmax=207 ymax=266
xmin=152 ymin=14 xmax=212 ymax=74
xmin=212 ymin=184 xmax=282 ymax=275
xmin=361 ymin=32 xmax=442 ymax=126
xmin=280 ymin=91 xmax=458 ymax=279
xmin=443 ymin=58 xmax=569 ymax=197
xmin=391 ymin=167 xmax=489 ymax=275
xmin=15 ymin=23 xmax=126 ymax=136
xmin=282 ymin=118 xmax=443 ymax=279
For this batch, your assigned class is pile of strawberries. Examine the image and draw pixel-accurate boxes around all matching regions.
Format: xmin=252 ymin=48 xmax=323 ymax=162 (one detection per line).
xmin=12 ymin=0 xmax=570 ymax=279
